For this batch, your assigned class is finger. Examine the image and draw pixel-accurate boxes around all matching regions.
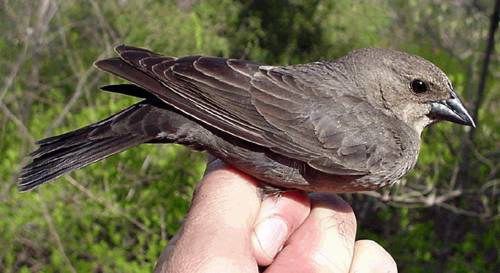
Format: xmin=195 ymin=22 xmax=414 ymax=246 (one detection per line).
xmin=157 ymin=160 xmax=261 ymax=273
xmin=349 ymin=240 xmax=397 ymax=273
xmin=251 ymin=191 xmax=310 ymax=266
xmin=265 ymin=194 xmax=357 ymax=273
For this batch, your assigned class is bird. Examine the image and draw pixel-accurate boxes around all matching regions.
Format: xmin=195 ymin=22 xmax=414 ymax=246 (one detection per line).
xmin=18 ymin=45 xmax=475 ymax=192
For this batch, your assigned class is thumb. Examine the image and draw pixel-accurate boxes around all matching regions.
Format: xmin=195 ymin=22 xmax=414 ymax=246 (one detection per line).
xmin=156 ymin=160 xmax=261 ymax=273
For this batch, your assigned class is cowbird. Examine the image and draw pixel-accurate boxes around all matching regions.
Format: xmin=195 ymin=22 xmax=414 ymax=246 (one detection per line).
xmin=19 ymin=45 xmax=475 ymax=192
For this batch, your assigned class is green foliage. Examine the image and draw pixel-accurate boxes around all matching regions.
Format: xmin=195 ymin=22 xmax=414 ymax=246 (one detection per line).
xmin=1 ymin=0 xmax=498 ymax=272
xmin=230 ymin=0 xmax=391 ymax=64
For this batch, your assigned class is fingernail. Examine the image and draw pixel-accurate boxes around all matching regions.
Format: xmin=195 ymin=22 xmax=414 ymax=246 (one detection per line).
xmin=254 ymin=217 xmax=288 ymax=259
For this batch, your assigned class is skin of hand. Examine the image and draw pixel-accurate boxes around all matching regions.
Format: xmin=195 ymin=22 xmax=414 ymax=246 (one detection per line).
xmin=154 ymin=159 xmax=397 ymax=273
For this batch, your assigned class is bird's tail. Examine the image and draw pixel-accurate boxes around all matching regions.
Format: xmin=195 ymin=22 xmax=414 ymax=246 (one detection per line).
xmin=18 ymin=101 xmax=157 ymax=191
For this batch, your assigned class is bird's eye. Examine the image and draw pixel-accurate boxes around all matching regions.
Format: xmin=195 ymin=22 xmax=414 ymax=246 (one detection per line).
xmin=410 ymin=79 xmax=428 ymax=93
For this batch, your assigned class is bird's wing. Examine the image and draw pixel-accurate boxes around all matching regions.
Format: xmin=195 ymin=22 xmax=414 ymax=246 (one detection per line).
xmin=96 ymin=45 xmax=399 ymax=175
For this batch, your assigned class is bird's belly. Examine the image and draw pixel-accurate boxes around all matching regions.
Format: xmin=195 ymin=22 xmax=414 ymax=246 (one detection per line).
xmin=179 ymin=126 xmax=393 ymax=193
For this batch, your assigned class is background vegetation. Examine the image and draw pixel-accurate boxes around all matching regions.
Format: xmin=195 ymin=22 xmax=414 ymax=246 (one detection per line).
xmin=0 ymin=0 xmax=498 ymax=272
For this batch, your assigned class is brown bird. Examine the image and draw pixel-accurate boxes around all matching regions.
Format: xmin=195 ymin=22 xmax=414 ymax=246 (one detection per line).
xmin=19 ymin=45 xmax=475 ymax=192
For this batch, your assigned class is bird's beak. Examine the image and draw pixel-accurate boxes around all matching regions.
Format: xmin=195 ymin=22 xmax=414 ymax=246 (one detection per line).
xmin=429 ymin=91 xmax=476 ymax=127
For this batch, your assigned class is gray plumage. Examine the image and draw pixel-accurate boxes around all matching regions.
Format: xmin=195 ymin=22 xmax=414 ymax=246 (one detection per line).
xmin=18 ymin=45 xmax=474 ymax=192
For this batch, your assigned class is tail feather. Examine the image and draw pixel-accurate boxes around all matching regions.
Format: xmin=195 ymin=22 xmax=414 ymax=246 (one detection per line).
xmin=20 ymin=134 xmax=143 ymax=191
xmin=19 ymin=103 xmax=154 ymax=191
xmin=30 ymin=128 xmax=99 ymax=158
xmin=19 ymin=136 xmax=141 ymax=191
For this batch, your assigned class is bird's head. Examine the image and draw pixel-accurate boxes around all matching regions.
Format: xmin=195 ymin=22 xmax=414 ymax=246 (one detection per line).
xmin=345 ymin=48 xmax=475 ymax=134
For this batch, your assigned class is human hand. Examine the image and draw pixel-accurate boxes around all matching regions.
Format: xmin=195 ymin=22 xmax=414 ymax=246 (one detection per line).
xmin=155 ymin=159 xmax=397 ymax=273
